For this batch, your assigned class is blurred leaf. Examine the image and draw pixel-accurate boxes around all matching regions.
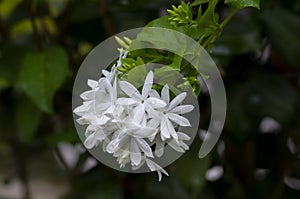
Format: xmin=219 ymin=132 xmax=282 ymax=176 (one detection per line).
xmin=174 ymin=144 xmax=211 ymax=197
xmin=226 ymin=73 xmax=298 ymax=141
xmin=11 ymin=17 xmax=57 ymax=38
xmin=213 ymin=19 xmax=262 ymax=55
xmin=225 ymin=0 xmax=260 ymax=10
xmin=19 ymin=46 xmax=69 ymax=114
xmin=15 ymin=96 xmax=42 ymax=143
xmin=146 ymin=176 xmax=189 ymax=199
xmin=0 ymin=45 xmax=29 ymax=84
xmin=47 ymin=0 xmax=68 ymax=17
xmin=260 ymin=9 xmax=300 ymax=68
xmin=0 ymin=0 xmax=21 ymax=19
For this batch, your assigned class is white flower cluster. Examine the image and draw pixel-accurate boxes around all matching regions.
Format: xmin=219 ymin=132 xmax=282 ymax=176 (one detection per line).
xmin=73 ymin=50 xmax=194 ymax=181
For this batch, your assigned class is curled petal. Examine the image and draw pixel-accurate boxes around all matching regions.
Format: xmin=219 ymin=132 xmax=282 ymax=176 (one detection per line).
xmin=84 ymin=133 xmax=97 ymax=149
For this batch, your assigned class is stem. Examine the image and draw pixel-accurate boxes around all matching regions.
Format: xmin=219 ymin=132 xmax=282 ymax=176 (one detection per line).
xmin=220 ymin=9 xmax=237 ymax=28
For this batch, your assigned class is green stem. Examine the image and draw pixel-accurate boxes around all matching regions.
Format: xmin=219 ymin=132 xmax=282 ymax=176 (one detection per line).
xmin=220 ymin=9 xmax=237 ymax=28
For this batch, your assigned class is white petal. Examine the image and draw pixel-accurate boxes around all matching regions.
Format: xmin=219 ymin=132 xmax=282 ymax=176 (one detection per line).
xmin=132 ymin=104 xmax=146 ymax=125
xmin=167 ymin=140 xmax=185 ymax=153
xmin=166 ymin=118 xmax=178 ymax=142
xmin=73 ymin=104 xmax=89 ymax=116
xmin=147 ymin=118 xmax=160 ymax=129
xmin=84 ymin=134 xmax=97 ymax=149
xmin=130 ymin=139 xmax=141 ymax=166
xmin=131 ymin=127 xmax=156 ymax=138
xmin=170 ymin=105 xmax=194 ymax=114
xmin=145 ymin=159 xmax=169 ymax=182
xmin=87 ymin=79 xmax=98 ymax=88
xmin=145 ymin=97 xmax=166 ymax=109
xmin=119 ymin=81 xmax=142 ymax=100
xmin=161 ymin=84 xmax=170 ymax=103
xmin=167 ymin=113 xmax=191 ymax=127
xmin=135 ymin=138 xmax=153 ymax=157
xmin=167 ymin=92 xmax=187 ymax=111
xmin=94 ymin=129 xmax=106 ymax=141
xmin=106 ymin=138 xmax=120 ymax=153
xmin=142 ymin=71 xmax=154 ymax=99
xmin=177 ymin=132 xmax=191 ymax=141
xmin=80 ymin=90 xmax=94 ymax=100
xmin=155 ymin=138 xmax=164 ymax=157
xmin=160 ymin=116 xmax=171 ymax=140
xmin=149 ymin=89 xmax=160 ymax=98
xmin=102 ymin=69 xmax=110 ymax=77
xmin=116 ymin=98 xmax=137 ymax=106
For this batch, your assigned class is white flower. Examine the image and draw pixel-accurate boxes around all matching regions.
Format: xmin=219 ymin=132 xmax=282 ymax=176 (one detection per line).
xmin=149 ymin=84 xmax=194 ymax=157
xmin=117 ymin=71 xmax=167 ymax=124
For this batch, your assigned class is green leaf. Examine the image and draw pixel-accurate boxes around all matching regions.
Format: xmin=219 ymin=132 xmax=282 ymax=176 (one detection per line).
xmin=225 ymin=0 xmax=260 ymax=10
xmin=19 ymin=46 xmax=69 ymax=114
xmin=260 ymin=9 xmax=300 ymax=68
xmin=190 ymin=0 xmax=209 ymax=7
xmin=15 ymin=96 xmax=42 ymax=143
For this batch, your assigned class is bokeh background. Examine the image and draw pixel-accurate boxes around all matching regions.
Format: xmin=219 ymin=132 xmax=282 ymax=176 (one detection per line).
xmin=0 ymin=0 xmax=300 ymax=198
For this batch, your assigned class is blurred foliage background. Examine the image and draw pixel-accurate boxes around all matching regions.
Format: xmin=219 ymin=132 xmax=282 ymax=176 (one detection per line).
xmin=0 ymin=0 xmax=300 ymax=198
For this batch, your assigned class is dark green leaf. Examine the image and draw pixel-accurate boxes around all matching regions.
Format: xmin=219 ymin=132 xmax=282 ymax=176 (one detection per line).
xmin=225 ymin=0 xmax=260 ymax=10
xmin=19 ymin=46 xmax=69 ymax=114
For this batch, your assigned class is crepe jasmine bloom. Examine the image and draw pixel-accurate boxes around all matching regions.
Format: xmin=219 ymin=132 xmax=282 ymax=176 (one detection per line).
xmin=150 ymin=84 xmax=194 ymax=141
xmin=117 ymin=71 xmax=167 ymax=124
xmin=106 ymin=113 xmax=156 ymax=167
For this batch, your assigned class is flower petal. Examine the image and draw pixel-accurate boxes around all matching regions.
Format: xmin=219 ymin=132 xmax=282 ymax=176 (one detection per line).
xmin=170 ymin=105 xmax=194 ymax=114
xmin=149 ymin=89 xmax=160 ymax=98
xmin=167 ymin=92 xmax=187 ymax=111
xmin=116 ymin=98 xmax=137 ymax=106
xmin=130 ymin=127 xmax=156 ymax=138
xmin=161 ymin=84 xmax=170 ymax=103
xmin=132 ymin=104 xmax=146 ymax=125
xmin=119 ymin=81 xmax=141 ymax=100
xmin=145 ymin=97 xmax=166 ymax=109
xmin=84 ymin=133 xmax=97 ymax=149
xmin=177 ymin=132 xmax=191 ymax=141
xmin=106 ymin=138 xmax=120 ymax=153
xmin=87 ymin=79 xmax=98 ymax=88
xmin=142 ymin=71 xmax=154 ymax=99
xmin=167 ymin=140 xmax=185 ymax=153
xmin=160 ymin=116 xmax=171 ymax=140
xmin=155 ymin=138 xmax=164 ymax=157
xmin=167 ymin=113 xmax=191 ymax=127
xmin=135 ymin=138 xmax=153 ymax=158
xmin=130 ymin=138 xmax=141 ymax=166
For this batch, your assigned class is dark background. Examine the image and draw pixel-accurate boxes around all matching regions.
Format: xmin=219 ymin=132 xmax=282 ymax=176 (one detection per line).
xmin=0 ymin=0 xmax=300 ymax=198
